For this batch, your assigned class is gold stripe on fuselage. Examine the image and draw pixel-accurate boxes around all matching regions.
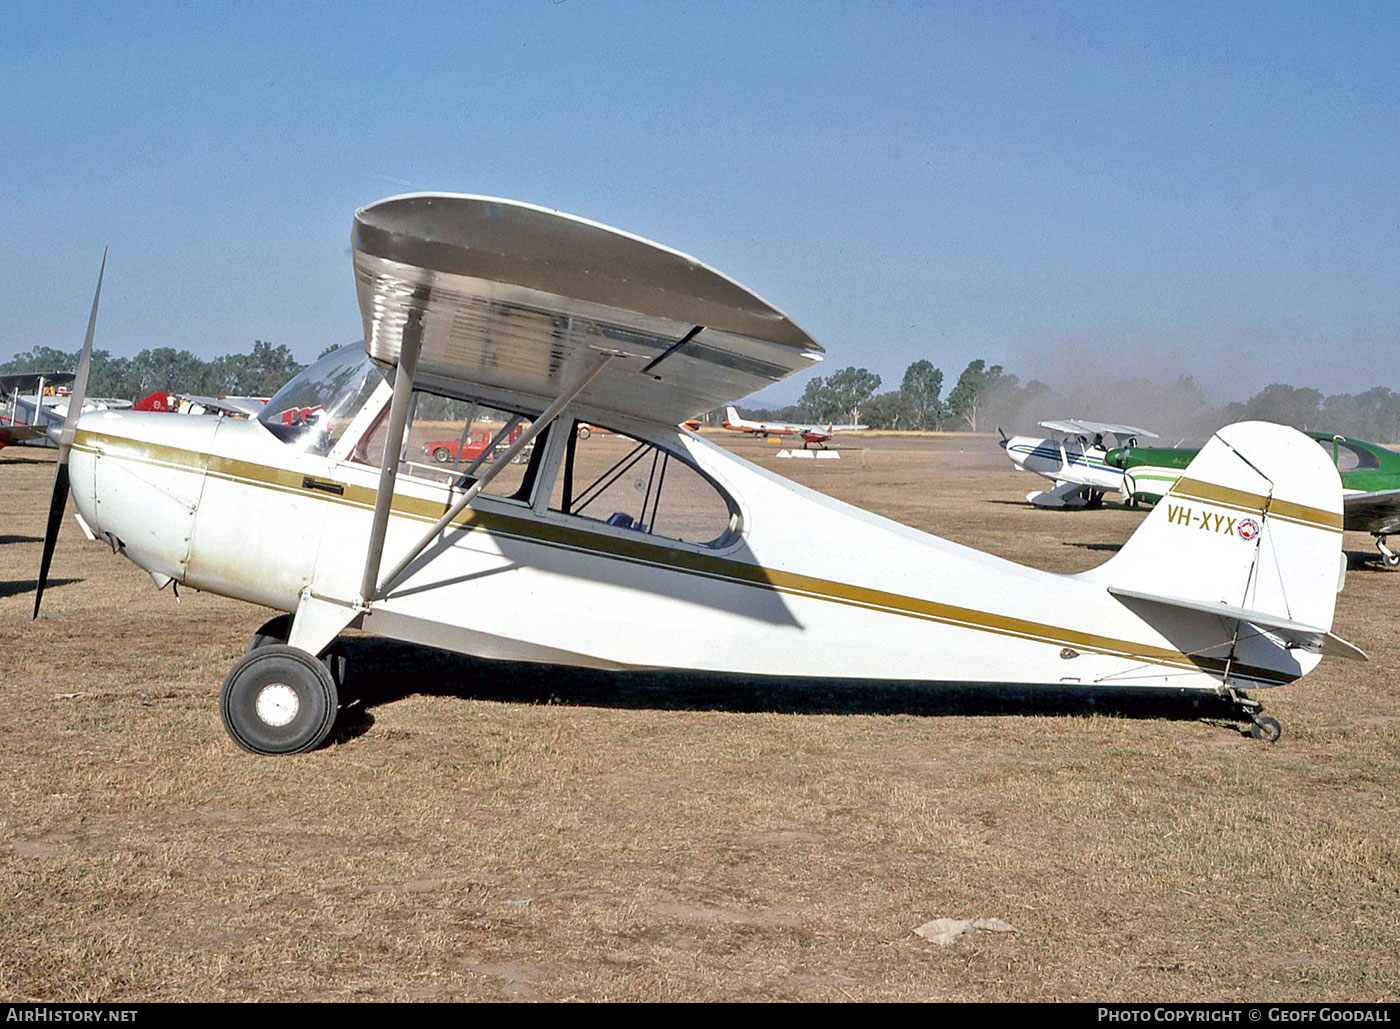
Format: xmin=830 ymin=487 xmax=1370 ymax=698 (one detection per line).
xmin=71 ymin=429 xmax=1298 ymax=687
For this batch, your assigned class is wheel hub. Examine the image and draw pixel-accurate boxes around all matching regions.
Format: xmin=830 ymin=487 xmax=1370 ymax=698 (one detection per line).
xmin=255 ymin=682 xmax=300 ymax=726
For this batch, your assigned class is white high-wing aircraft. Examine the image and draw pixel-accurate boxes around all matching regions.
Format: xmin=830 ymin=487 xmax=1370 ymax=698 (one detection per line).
xmin=35 ymin=196 xmax=1362 ymax=755
xmin=721 ymin=406 xmax=866 ymax=448
xmin=1001 ymin=419 xmax=1159 ymax=508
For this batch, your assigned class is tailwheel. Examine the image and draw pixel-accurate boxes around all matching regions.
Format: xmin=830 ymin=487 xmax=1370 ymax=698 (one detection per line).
xmin=1378 ymin=536 xmax=1399 ymax=568
xmin=1246 ymin=715 xmax=1283 ymax=744
xmin=220 ymin=645 xmax=340 ymax=755
xmin=1222 ymin=686 xmax=1282 ymax=743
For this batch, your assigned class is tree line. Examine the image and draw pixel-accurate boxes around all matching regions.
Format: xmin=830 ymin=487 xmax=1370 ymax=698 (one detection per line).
xmin=744 ymin=360 xmax=1400 ymax=444
xmin=771 ymin=359 xmax=1051 ymax=433
xmin=0 ymin=341 xmax=309 ymax=400
xmin=5 ymin=342 xmax=1399 ymax=444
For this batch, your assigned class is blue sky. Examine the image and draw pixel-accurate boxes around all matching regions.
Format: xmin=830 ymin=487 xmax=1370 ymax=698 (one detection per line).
xmin=2 ymin=1 xmax=1397 ymax=406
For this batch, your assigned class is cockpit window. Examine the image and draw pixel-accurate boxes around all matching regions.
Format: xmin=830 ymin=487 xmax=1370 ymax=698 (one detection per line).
xmin=549 ymin=421 xmax=739 ymax=546
xmin=259 ymin=344 xmax=384 ymax=453
xmin=352 ymin=390 xmax=542 ymax=503
xmin=1317 ymin=437 xmax=1380 ymax=472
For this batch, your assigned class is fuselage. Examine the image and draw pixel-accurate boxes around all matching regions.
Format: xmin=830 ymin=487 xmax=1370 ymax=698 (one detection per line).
xmin=1003 ymin=434 xmax=1124 ymax=492
xmin=64 ymin=393 xmax=1314 ymax=692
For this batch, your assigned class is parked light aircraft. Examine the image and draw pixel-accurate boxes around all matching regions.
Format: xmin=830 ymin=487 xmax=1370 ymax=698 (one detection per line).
xmin=721 ymin=406 xmax=866 ymax=448
xmin=1107 ymin=433 xmax=1400 ymax=568
xmin=35 ymin=195 xmax=1363 ymax=754
xmin=1 ymin=373 xmax=146 ymax=449
xmin=1000 ymin=419 xmax=1158 ymax=508
xmin=2 ymin=373 xmax=74 ymax=448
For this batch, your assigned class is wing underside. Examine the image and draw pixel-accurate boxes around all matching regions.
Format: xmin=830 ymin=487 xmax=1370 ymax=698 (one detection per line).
xmin=1344 ymin=488 xmax=1400 ymax=535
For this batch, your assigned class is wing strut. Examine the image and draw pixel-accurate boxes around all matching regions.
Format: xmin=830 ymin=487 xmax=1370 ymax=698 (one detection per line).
xmin=358 ymin=311 xmax=425 ymax=604
xmin=639 ymin=325 xmax=702 ymax=377
xmin=367 ymin=350 xmax=614 ymax=603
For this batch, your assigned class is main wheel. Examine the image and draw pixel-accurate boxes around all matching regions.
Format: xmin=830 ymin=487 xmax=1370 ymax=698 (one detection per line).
xmin=220 ymin=645 xmax=340 ymax=755
xmin=432 ymin=447 xmax=451 ymax=463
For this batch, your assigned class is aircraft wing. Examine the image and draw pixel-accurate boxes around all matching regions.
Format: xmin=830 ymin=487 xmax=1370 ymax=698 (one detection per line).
xmin=1039 ymin=419 xmax=1158 ymax=439
xmin=1343 ymin=488 xmax=1400 ymax=535
xmin=0 ymin=372 xmax=76 ymax=394
xmin=352 ymin=194 xmax=824 ymax=424
xmin=0 ymin=423 xmax=48 ymax=446
xmin=181 ymin=395 xmax=268 ymax=417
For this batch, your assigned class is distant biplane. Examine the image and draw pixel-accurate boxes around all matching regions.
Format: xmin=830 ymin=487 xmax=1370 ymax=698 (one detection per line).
xmin=1000 ymin=419 xmax=1158 ymax=508
xmin=1 ymin=373 xmax=75 ymax=448
xmin=1 ymin=373 xmax=151 ymax=449
xmin=34 ymin=196 xmax=1362 ymax=754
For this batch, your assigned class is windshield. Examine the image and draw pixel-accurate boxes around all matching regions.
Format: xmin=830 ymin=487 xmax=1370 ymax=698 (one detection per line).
xmin=259 ymin=344 xmax=384 ymax=453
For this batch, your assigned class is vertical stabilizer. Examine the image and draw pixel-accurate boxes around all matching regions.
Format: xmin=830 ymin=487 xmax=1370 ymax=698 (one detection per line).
xmin=1082 ymin=421 xmax=1345 ymax=634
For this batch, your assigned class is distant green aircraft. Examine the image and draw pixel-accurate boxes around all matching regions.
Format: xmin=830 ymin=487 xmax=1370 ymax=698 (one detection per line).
xmin=1107 ymin=431 xmax=1400 ymax=567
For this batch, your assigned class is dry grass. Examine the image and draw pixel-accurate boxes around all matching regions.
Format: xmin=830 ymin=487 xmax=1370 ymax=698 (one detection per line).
xmin=1 ymin=434 xmax=1397 ymax=1002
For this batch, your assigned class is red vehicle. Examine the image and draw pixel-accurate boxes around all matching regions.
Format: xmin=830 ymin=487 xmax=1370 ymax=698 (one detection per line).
xmin=423 ymin=423 xmax=525 ymax=463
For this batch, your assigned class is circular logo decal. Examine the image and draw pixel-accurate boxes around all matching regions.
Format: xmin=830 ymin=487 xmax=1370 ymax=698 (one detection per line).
xmin=1238 ymin=518 xmax=1260 ymax=541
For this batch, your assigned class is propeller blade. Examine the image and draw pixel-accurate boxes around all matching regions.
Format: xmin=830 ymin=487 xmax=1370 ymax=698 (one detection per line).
xmin=33 ymin=249 xmax=106 ymax=619
xmin=32 ymin=463 xmax=71 ymax=618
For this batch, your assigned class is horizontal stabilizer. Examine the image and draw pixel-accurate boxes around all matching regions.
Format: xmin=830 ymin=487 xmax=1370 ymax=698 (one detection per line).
xmin=1108 ymin=586 xmax=1367 ymax=661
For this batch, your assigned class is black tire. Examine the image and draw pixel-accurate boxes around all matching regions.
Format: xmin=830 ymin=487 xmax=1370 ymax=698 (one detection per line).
xmin=220 ymin=645 xmax=340 ymax=756
xmin=432 ymin=447 xmax=451 ymax=463
xmin=247 ymin=613 xmax=292 ymax=653
xmin=1083 ymin=490 xmax=1105 ymax=509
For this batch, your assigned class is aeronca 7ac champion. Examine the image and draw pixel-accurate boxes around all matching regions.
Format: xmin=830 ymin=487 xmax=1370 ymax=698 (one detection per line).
xmin=34 ymin=194 xmax=1364 ymax=753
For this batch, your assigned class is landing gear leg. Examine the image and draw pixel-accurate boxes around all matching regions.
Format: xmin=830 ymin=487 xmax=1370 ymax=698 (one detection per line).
xmin=1377 ymin=535 xmax=1399 ymax=568
xmin=247 ymin=613 xmax=292 ymax=652
xmin=1222 ymin=685 xmax=1282 ymax=743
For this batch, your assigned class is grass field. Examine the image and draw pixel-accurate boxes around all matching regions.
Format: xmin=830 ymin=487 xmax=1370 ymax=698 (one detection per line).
xmin=2 ymin=432 xmax=1397 ymax=1002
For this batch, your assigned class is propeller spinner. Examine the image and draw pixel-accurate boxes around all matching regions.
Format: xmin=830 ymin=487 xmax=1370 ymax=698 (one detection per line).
xmin=33 ymin=249 xmax=106 ymax=619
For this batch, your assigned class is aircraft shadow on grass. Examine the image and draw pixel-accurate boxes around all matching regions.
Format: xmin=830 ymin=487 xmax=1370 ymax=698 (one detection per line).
xmin=0 ymin=577 xmax=79 ymax=599
xmin=1345 ymin=548 xmax=1398 ymax=571
xmin=325 ymin=634 xmax=1252 ymax=744
xmin=0 ymin=535 xmax=42 ymax=545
